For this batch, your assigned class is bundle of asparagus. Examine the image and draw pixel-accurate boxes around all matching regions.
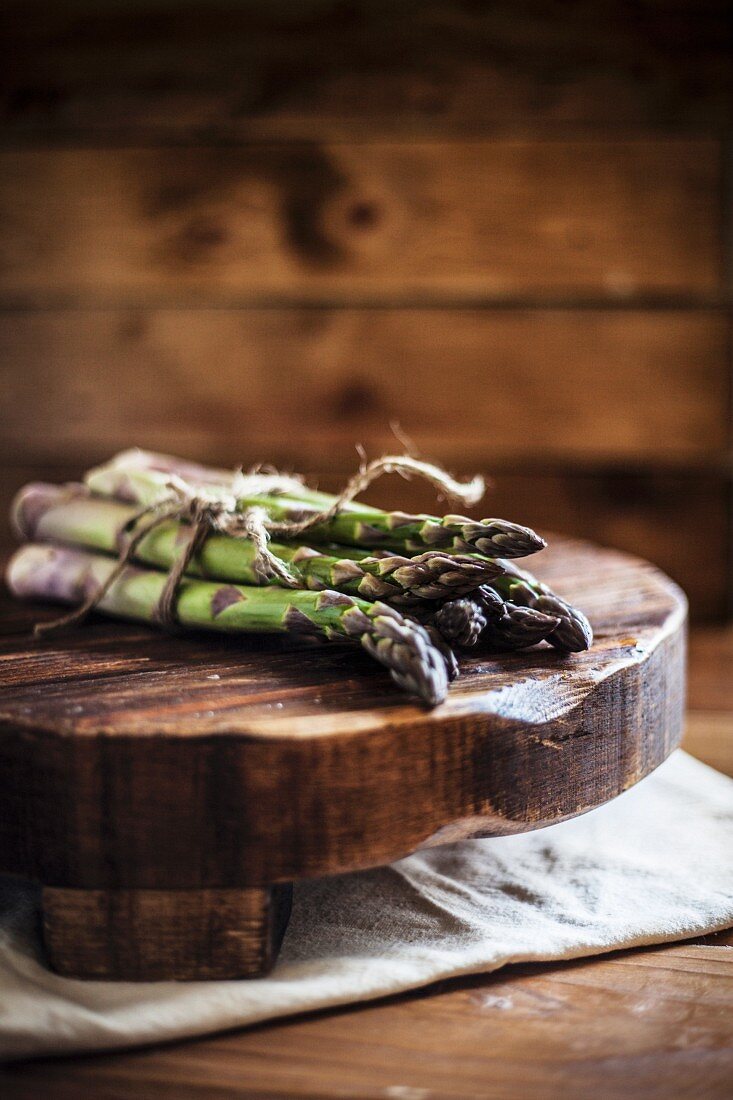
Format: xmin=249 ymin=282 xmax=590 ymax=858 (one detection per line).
xmin=432 ymin=569 xmax=593 ymax=654
xmin=6 ymin=449 xmax=593 ymax=707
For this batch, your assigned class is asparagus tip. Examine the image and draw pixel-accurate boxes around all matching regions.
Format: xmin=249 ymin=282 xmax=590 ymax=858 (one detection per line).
xmin=422 ymin=624 xmax=460 ymax=683
xmin=483 ymin=604 xmax=561 ymax=651
xmin=434 ymin=597 xmax=488 ymax=648
xmin=389 ymin=551 xmax=501 ymax=600
xmin=441 ymin=517 xmax=545 ymax=559
xmin=534 ymin=594 xmax=594 ymax=652
xmin=361 ymin=602 xmax=449 ymax=707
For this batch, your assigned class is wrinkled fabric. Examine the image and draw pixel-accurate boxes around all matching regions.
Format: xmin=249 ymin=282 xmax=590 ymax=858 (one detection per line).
xmin=1 ymin=750 xmax=731 ymax=1062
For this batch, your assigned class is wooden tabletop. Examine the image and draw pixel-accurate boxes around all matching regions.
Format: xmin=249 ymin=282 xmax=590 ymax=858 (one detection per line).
xmin=3 ymin=624 xmax=733 ymax=1099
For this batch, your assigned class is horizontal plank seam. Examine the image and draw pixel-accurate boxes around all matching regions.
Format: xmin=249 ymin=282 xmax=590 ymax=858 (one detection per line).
xmin=0 ymin=132 xmax=728 ymax=150
xmin=0 ymin=297 xmax=730 ymax=312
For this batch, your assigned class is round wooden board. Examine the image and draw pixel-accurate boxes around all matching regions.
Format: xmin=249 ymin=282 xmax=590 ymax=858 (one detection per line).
xmin=0 ymin=535 xmax=686 ymax=892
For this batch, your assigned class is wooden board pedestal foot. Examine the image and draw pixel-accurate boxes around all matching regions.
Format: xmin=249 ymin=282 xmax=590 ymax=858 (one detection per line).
xmin=41 ymin=884 xmax=293 ymax=981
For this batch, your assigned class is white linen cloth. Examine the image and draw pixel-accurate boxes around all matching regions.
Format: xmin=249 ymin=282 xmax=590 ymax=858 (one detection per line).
xmin=1 ymin=750 xmax=731 ymax=1062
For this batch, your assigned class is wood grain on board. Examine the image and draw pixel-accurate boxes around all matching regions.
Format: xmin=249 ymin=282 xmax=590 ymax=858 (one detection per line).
xmin=1 ymin=630 xmax=730 ymax=1095
xmin=2 ymin=0 xmax=731 ymax=139
xmin=0 ymin=535 xmax=686 ymax=894
xmin=0 ymin=308 xmax=728 ymax=465
xmin=0 ymin=0 xmax=730 ymax=1085
xmin=0 ymin=141 xmax=720 ymax=305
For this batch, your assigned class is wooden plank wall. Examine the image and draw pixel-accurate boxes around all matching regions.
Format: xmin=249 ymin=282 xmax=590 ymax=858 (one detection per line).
xmin=0 ymin=0 xmax=731 ymax=618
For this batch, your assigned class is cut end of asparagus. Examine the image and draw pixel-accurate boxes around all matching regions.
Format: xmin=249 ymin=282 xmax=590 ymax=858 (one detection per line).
xmin=10 ymin=482 xmax=84 ymax=541
xmin=5 ymin=543 xmax=94 ymax=605
xmin=434 ymin=597 xmax=488 ymax=648
xmin=358 ymin=602 xmax=449 ymax=707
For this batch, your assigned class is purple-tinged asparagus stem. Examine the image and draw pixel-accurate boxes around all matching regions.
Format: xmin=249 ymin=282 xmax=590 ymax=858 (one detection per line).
xmin=295 ymin=546 xmax=504 ymax=602
xmin=6 ymin=544 xmax=449 ymax=707
xmin=432 ymin=585 xmax=504 ymax=648
xmin=357 ymin=603 xmax=450 ymax=703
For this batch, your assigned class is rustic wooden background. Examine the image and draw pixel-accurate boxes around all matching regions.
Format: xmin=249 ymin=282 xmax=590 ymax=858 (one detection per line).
xmin=1 ymin=0 xmax=731 ymax=618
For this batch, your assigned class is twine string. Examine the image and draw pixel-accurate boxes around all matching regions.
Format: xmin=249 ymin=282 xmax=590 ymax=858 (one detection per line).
xmin=34 ymin=454 xmax=485 ymax=637
xmin=33 ymin=498 xmax=182 ymax=638
xmin=262 ymin=455 xmax=485 ymax=540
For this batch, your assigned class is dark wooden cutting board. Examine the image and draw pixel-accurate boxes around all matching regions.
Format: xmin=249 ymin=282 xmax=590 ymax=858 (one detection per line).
xmin=0 ymin=535 xmax=686 ymax=980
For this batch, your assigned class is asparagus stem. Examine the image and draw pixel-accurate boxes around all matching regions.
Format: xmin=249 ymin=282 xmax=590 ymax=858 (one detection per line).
xmin=100 ymin=448 xmax=371 ymax=514
xmin=295 ymin=545 xmax=502 ymax=602
xmin=12 ymin=483 xmax=501 ymax=604
xmin=237 ymin=493 xmax=546 ymax=559
xmin=86 ymin=453 xmax=546 ymax=559
xmin=6 ymin=543 xmax=449 ymax=707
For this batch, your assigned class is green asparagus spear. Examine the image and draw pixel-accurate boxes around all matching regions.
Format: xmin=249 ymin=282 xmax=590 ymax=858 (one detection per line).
xmin=6 ymin=543 xmax=449 ymax=706
xmin=482 ymin=605 xmax=562 ymax=651
xmin=434 ymin=590 xmax=560 ymax=650
xmin=85 ymin=456 xmax=546 ymax=559
xmin=12 ymin=483 xmax=501 ymax=603
xmin=432 ymin=596 xmax=490 ymax=648
xmin=488 ymin=563 xmax=593 ymax=653
xmin=422 ymin=625 xmax=460 ymax=682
